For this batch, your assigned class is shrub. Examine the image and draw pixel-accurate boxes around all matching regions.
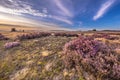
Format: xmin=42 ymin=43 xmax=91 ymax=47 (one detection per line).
xmin=92 ymin=29 xmax=97 ymax=31
xmin=54 ymin=32 xmax=78 ymax=37
xmin=63 ymin=36 xmax=120 ymax=80
xmin=16 ymin=32 xmax=51 ymax=40
xmin=53 ymin=33 xmax=66 ymax=37
xmin=105 ymin=36 xmax=119 ymax=40
xmin=66 ymin=33 xmax=79 ymax=37
xmin=4 ymin=41 xmax=20 ymax=49
xmin=11 ymin=28 xmax=16 ymax=32
xmin=0 ymin=33 xmax=9 ymax=40
xmin=92 ymin=33 xmax=119 ymax=40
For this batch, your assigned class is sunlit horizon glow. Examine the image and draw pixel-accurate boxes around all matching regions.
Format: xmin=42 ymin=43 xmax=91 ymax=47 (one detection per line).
xmin=0 ymin=13 xmax=71 ymax=30
xmin=0 ymin=0 xmax=120 ymax=30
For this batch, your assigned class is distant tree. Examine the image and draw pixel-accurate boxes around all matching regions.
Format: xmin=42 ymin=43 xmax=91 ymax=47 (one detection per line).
xmin=93 ymin=29 xmax=97 ymax=31
xmin=11 ymin=28 xmax=16 ymax=32
xmin=81 ymin=33 xmax=84 ymax=36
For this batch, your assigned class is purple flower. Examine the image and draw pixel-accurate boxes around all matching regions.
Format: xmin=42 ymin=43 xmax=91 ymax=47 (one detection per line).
xmin=0 ymin=33 xmax=9 ymax=40
xmin=63 ymin=36 xmax=120 ymax=79
xmin=4 ymin=41 xmax=20 ymax=49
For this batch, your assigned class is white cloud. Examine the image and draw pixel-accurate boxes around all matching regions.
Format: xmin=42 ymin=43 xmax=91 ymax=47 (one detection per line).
xmin=0 ymin=6 xmax=22 ymax=15
xmin=52 ymin=16 xmax=73 ymax=25
xmin=0 ymin=0 xmax=72 ymax=30
xmin=0 ymin=13 xmax=71 ymax=30
xmin=54 ymin=0 xmax=73 ymax=17
xmin=42 ymin=8 xmax=48 ymax=14
xmin=52 ymin=0 xmax=74 ymax=25
xmin=93 ymin=0 xmax=116 ymax=20
xmin=0 ymin=0 xmax=48 ymax=17
xmin=8 ymin=0 xmax=14 ymax=2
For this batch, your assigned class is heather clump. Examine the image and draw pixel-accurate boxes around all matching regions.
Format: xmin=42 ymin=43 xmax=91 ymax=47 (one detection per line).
xmin=0 ymin=33 xmax=9 ymax=40
xmin=16 ymin=32 xmax=51 ymax=40
xmin=92 ymin=33 xmax=119 ymax=40
xmin=53 ymin=32 xmax=78 ymax=37
xmin=4 ymin=41 xmax=20 ymax=49
xmin=63 ymin=36 xmax=120 ymax=80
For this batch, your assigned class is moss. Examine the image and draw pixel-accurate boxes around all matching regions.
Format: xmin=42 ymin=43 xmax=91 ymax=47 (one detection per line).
xmin=78 ymin=76 xmax=85 ymax=80
xmin=0 ymin=61 xmax=15 ymax=79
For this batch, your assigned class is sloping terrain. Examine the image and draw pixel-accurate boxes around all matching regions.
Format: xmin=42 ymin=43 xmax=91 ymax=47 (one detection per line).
xmin=0 ymin=31 xmax=120 ymax=80
xmin=0 ymin=36 xmax=75 ymax=80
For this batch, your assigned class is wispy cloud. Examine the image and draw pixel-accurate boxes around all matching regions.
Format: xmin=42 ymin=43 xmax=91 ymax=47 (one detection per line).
xmin=54 ymin=0 xmax=73 ymax=17
xmin=93 ymin=0 xmax=116 ymax=20
xmin=0 ymin=0 xmax=48 ymax=17
xmin=8 ymin=0 xmax=14 ymax=2
xmin=0 ymin=13 xmax=71 ymax=31
xmin=52 ymin=16 xmax=73 ymax=25
xmin=51 ymin=0 xmax=74 ymax=25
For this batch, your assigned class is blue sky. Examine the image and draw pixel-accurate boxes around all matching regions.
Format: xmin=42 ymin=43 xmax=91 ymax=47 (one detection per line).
xmin=0 ymin=0 xmax=120 ymax=30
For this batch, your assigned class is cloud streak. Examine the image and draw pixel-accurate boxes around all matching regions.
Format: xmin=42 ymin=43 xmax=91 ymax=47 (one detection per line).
xmin=0 ymin=0 xmax=48 ymax=17
xmin=54 ymin=0 xmax=73 ymax=17
xmin=93 ymin=0 xmax=116 ymax=20
xmin=51 ymin=0 xmax=74 ymax=25
xmin=0 ymin=13 xmax=71 ymax=31
xmin=52 ymin=16 xmax=73 ymax=25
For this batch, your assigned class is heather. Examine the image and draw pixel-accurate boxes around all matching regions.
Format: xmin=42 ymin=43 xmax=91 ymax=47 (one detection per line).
xmin=53 ymin=32 xmax=79 ymax=37
xmin=63 ymin=36 xmax=120 ymax=80
xmin=92 ymin=33 xmax=119 ymax=40
xmin=16 ymin=32 xmax=51 ymax=40
xmin=0 ymin=33 xmax=9 ymax=40
xmin=0 ymin=31 xmax=120 ymax=80
xmin=4 ymin=41 xmax=20 ymax=49
xmin=16 ymin=32 xmax=79 ymax=41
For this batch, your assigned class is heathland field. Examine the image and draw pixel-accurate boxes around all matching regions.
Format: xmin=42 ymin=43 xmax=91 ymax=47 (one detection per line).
xmin=0 ymin=29 xmax=120 ymax=80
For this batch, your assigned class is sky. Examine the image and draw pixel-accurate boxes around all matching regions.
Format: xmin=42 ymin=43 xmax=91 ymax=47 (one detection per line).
xmin=0 ymin=0 xmax=120 ymax=30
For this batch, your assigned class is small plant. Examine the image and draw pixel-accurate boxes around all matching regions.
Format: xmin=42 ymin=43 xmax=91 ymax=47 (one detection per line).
xmin=92 ymin=33 xmax=119 ymax=40
xmin=4 ymin=41 xmax=20 ymax=49
xmin=11 ymin=28 xmax=16 ymax=32
xmin=63 ymin=36 xmax=120 ymax=80
xmin=54 ymin=32 xmax=78 ymax=37
xmin=0 ymin=33 xmax=9 ymax=40
xmin=16 ymin=32 xmax=51 ymax=40
xmin=92 ymin=29 xmax=96 ymax=31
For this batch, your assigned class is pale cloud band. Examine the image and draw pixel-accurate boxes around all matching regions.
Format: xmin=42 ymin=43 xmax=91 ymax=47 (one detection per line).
xmin=0 ymin=0 xmax=47 ymax=17
xmin=93 ymin=0 xmax=116 ymax=20
xmin=54 ymin=0 xmax=73 ymax=17
xmin=52 ymin=16 xmax=73 ymax=25
xmin=0 ymin=0 xmax=73 ymax=25
xmin=0 ymin=0 xmax=71 ymax=30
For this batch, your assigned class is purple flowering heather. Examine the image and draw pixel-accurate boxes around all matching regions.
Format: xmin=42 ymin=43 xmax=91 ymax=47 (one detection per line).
xmin=0 ymin=33 xmax=9 ymax=40
xmin=17 ymin=32 xmax=51 ymax=40
xmin=64 ymin=36 xmax=103 ymax=57
xmin=4 ymin=42 xmax=20 ymax=49
xmin=92 ymin=33 xmax=119 ymax=40
xmin=112 ymin=64 xmax=120 ymax=79
xmin=53 ymin=32 xmax=78 ymax=37
xmin=63 ymin=36 xmax=120 ymax=80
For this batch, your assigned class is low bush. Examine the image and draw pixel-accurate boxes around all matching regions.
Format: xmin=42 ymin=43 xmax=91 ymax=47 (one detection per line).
xmin=92 ymin=33 xmax=119 ymax=40
xmin=16 ymin=32 xmax=51 ymax=40
xmin=63 ymin=36 xmax=120 ymax=80
xmin=4 ymin=41 xmax=20 ymax=49
xmin=11 ymin=28 xmax=16 ymax=32
xmin=53 ymin=33 xmax=78 ymax=37
xmin=0 ymin=33 xmax=9 ymax=40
